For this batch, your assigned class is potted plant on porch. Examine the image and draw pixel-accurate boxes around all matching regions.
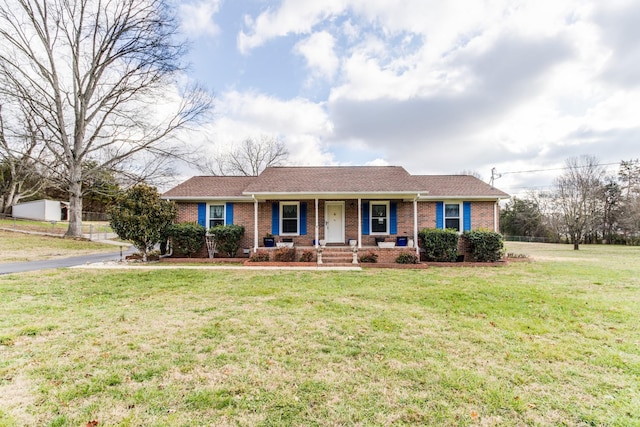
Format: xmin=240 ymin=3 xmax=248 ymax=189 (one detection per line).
xmin=263 ymin=233 xmax=276 ymax=247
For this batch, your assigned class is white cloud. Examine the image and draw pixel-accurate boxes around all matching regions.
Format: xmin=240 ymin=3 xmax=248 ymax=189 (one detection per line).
xmin=186 ymin=0 xmax=640 ymax=194
xmin=294 ymin=31 xmax=339 ymax=82
xmin=365 ymin=158 xmax=390 ymax=166
xmin=238 ymin=0 xmax=346 ymax=54
xmin=179 ymin=0 xmax=222 ymax=38
xmin=192 ymin=90 xmax=336 ymax=169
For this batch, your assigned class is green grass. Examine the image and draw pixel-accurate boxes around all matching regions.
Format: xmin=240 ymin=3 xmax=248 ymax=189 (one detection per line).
xmin=0 ymin=243 xmax=639 ymax=425
xmin=0 ymin=230 xmax=118 ymax=263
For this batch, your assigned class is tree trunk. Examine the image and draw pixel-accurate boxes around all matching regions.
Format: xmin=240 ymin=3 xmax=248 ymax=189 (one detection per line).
xmin=1 ymin=184 xmax=18 ymax=214
xmin=65 ymin=180 xmax=83 ymax=238
xmin=573 ymin=241 xmax=579 ymax=250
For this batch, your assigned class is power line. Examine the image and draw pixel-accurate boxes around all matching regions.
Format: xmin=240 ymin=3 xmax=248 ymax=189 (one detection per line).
xmin=499 ymin=162 xmax=620 ymax=176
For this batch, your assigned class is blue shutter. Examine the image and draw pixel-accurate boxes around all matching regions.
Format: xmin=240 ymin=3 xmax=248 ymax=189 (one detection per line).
xmin=362 ymin=201 xmax=370 ymax=235
xmin=271 ymin=202 xmax=279 ymax=235
xmin=436 ymin=202 xmax=444 ymax=229
xmin=390 ymin=202 xmax=398 ymax=235
xmin=197 ymin=203 xmax=206 ymax=227
xmin=300 ymin=202 xmax=307 ymax=235
xmin=225 ymin=203 xmax=234 ymax=225
xmin=463 ymin=202 xmax=471 ymax=231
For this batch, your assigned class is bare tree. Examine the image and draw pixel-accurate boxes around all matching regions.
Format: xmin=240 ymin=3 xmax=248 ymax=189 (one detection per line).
xmin=618 ymin=159 xmax=640 ymax=239
xmin=0 ymin=105 xmax=51 ymax=213
xmin=198 ymin=136 xmax=289 ymax=176
xmin=458 ymin=169 xmax=483 ymax=180
xmin=553 ymin=155 xmax=605 ymax=250
xmin=0 ymin=0 xmax=211 ymax=236
xmin=618 ymin=159 xmax=640 ymax=200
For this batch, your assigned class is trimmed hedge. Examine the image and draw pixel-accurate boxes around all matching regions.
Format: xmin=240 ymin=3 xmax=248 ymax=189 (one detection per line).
xmin=249 ymin=251 xmax=270 ymax=262
xmin=166 ymin=223 xmax=206 ymax=257
xmin=462 ymin=229 xmax=505 ymax=262
xmin=273 ymin=247 xmax=296 ymax=262
xmin=208 ymin=224 xmax=245 ymax=257
xmin=396 ymin=251 xmax=418 ymax=264
xmin=359 ymin=251 xmax=378 ymax=263
xmin=419 ymin=228 xmax=459 ymax=262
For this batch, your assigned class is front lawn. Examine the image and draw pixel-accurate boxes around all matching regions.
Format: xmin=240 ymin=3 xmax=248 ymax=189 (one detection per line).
xmin=0 ymin=243 xmax=639 ymax=426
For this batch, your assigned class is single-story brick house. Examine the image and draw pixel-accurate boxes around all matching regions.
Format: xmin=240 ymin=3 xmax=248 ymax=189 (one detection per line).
xmin=162 ymin=166 xmax=509 ymax=259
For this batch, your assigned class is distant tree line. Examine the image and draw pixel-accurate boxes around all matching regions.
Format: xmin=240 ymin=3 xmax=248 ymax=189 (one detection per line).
xmin=501 ymin=156 xmax=640 ymax=249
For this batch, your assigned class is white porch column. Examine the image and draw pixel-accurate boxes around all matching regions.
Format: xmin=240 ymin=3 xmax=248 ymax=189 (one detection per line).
xmin=414 ymin=197 xmax=419 ymax=256
xmin=315 ymin=198 xmax=319 ymax=248
xmin=357 ymin=198 xmax=362 ymax=248
xmin=494 ymin=201 xmax=498 ymax=232
xmin=253 ymin=196 xmax=259 ymax=252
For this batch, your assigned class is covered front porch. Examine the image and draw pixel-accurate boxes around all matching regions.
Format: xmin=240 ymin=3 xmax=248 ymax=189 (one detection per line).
xmin=249 ymin=196 xmax=423 ymax=256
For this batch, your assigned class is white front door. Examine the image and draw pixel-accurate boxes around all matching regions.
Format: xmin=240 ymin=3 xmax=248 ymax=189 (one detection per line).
xmin=325 ymin=202 xmax=345 ymax=243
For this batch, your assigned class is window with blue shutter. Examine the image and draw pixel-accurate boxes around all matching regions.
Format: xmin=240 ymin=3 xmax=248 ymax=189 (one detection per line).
xmin=390 ymin=202 xmax=398 ymax=235
xmin=436 ymin=202 xmax=444 ymax=229
xmin=197 ymin=203 xmax=206 ymax=227
xmin=463 ymin=202 xmax=471 ymax=231
xmin=225 ymin=203 xmax=234 ymax=225
xmin=300 ymin=202 xmax=307 ymax=235
xmin=362 ymin=201 xmax=370 ymax=235
xmin=271 ymin=202 xmax=280 ymax=235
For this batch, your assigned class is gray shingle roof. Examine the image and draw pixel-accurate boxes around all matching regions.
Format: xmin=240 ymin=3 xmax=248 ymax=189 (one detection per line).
xmin=162 ymin=176 xmax=255 ymax=199
xmin=243 ymin=166 xmax=417 ymax=193
xmin=162 ymin=167 xmax=509 ymax=199
xmin=412 ymin=175 xmax=510 ymax=198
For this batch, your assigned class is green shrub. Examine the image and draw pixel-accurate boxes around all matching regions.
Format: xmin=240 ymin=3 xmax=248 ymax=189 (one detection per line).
xmin=396 ymin=251 xmax=418 ymax=264
xmin=249 ymin=251 xmax=270 ymax=262
xmin=108 ymin=184 xmax=176 ymax=261
xmin=418 ymin=228 xmax=459 ymax=262
xmin=166 ymin=223 xmax=206 ymax=257
xmin=359 ymin=251 xmax=378 ymax=263
xmin=462 ymin=229 xmax=505 ymax=262
xmin=299 ymin=250 xmax=315 ymax=262
xmin=273 ymin=247 xmax=296 ymax=262
xmin=208 ymin=225 xmax=245 ymax=257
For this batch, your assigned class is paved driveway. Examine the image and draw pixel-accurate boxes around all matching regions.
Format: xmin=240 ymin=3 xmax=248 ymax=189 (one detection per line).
xmin=0 ymin=249 xmax=131 ymax=275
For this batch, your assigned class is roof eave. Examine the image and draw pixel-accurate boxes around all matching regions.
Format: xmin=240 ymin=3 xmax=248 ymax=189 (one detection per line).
xmin=417 ymin=195 xmax=509 ymax=200
xmin=162 ymin=196 xmax=254 ymax=202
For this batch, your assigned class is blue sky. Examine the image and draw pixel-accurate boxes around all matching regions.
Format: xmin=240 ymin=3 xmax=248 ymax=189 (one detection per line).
xmin=174 ymin=0 xmax=640 ymax=196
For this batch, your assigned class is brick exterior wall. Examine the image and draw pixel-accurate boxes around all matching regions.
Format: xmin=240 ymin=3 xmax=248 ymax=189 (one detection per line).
xmin=469 ymin=201 xmax=498 ymax=230
xmin=173 ymin=199 xmax=499 ymax=257
xmin=176 ymin=203 xmax=199 ymax=224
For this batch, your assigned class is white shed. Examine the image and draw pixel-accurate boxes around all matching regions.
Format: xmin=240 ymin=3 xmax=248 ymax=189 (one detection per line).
xmin=12 ymin=199 xmax=67 ymax=222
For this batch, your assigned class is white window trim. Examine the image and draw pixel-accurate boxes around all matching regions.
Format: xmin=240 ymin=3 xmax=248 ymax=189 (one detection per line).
xmin=444 ymin=201 xmax=462 ymax=232
xmin=370 ymin=201 xmax=390 ymax=235
xmin=280 ymin=201 xmax=300 ymax=236
xmin=208 ymin=203 xmax=226 ymax=229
